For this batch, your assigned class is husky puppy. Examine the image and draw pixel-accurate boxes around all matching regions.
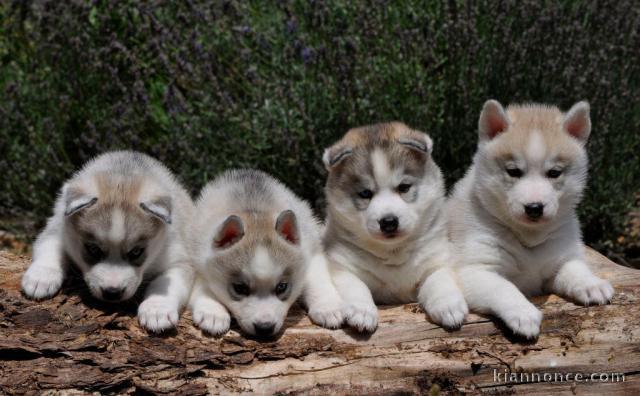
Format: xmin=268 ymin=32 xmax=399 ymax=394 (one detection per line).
xmin=21 ymin=151 xmax=195 ymax=332
xmin=448 ymin=100 xmax=614 ymax=338
xmin=322 ymin=122 xmax=469 ymax=332
xmin=188 ymin=169 xmax=343 ymax=337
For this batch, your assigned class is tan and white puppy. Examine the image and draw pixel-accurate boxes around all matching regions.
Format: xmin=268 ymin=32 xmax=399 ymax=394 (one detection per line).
xmin=448 ymin=100 xmax=614 ymax=338
xmin=21 ymin=151 xmax=195 ymax=332
xmin=323 ymin=122 xmax=468 ymax=332
xmin=188 ymin=169 xmax=343 ymax=338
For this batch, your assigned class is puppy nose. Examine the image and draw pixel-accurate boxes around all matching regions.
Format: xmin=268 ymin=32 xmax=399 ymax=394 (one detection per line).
xmin=378 ymin=215 xmax=399 ymax=234
xmin=253 ymin=322 xmax=276 ymax=337
xmin=524 ymin=202 xmax=544 ymax=220
xmin=101 ymin=287 xmax=125 ymax=301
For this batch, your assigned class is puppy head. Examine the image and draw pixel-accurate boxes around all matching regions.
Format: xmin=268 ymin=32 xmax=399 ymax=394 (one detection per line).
xmin=63 ymin=174 xmax=171 ymax=302
xmin=474 ymin=100 xmax=590 ymax=228
xmin=199 ymin=210 xmax=306 ymax=338
xmin=323 ymin=122 xmax=443 ymax=244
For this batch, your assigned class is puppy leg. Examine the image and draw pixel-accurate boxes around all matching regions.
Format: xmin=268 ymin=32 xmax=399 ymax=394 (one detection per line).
xmin=459 ymin=267 xmax=542 ymax=339
xmin=22 ymin=221 xmax=66 ymax=300
xmin=303 ymin=253 xmax=344 ymax=329
xmin=189 ymin=276 xmax=231 ymax=336
xmin=550 ymin=259 xmax=614 ymax=306
xmin=333 ymin=269 xmax=378 ymax=332
xmin=138 ymin=263 xmax=194 ymax=332
xmin=418 ymin=267 xmax=468 ymax=329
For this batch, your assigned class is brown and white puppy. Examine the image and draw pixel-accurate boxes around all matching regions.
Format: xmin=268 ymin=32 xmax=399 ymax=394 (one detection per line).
xmin=188 ymin=169 xmax=343 ymax=338
xmin=21 ymin=151 xmax=195 ymax=332
xmin=323 ymin=122 xmax=468 ymax=332
xmin=448 ymin=100 xmax=614 ymax=338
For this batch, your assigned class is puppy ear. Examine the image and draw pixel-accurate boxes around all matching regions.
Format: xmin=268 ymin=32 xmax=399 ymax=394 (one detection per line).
xmin=214 ymin=215 xmax=245 ymax=249
xmin=322 ymin=145 xmax=353 ymax=170
xmin=478 ymin=99 xmax=510 ymax=142
xmin=398 ymin=131 xmax=433 ymax=155
xmin=275 ymin=210 xmax=299 ymax=245
xmin=140 ymin=196 xmax=172 ymax=224
xmin=563 ymin=101 xmax=591 ymax=143
xmin=64 ymin=186 xmax=98 ymax=217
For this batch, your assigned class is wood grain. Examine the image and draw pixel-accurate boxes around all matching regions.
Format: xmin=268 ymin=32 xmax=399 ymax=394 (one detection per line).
xmin=0 ymin=248 xmax=638 ymax=395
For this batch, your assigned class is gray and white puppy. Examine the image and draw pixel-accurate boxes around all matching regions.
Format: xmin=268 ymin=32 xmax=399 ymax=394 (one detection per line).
xmin=323 ymin=122 xmax=468 ymax=332
xmin=188 ymin=169 xmax=343 ymax=337
xmin=21 ymin=151 xmax=195 ymax=332
xmin=448 ymin=100 xmax=614 ymax=338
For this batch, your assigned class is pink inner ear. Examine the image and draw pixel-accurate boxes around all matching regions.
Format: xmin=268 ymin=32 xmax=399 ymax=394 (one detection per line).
xmin=486 ymin=115 xmax=508 ymax=139
xmin=279 ymin=219 xmax=298 ymax=244
xmin=215 ymin=221 xmax=242 ymax=248
xmin=565 ymin=118 xmax=586 ymax=139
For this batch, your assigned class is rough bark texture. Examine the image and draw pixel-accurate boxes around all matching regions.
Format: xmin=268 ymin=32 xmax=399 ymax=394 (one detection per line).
xmin=0 ymin=248 xmax=638 ymax=395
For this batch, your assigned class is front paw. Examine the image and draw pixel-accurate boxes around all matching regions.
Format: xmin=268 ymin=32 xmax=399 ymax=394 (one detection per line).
xmin=423 ymin=293 xmax=469 ymax=330
xmin=22 ymin=264 xmax=64 ymax=300
xmin=307 ymin=297 xmax=344 ymax=329
xmin=343 ymin=301 xmax=378 ymax=333
xmin=500 ymin=304 xmax=543 ymax=339
xmin=138 ymin=296 xmax=180 ymax=332
xmin=192 ymin=301 xmax=231 ymax=336
xmin=567 ymin=277 xmax=614 ymax=306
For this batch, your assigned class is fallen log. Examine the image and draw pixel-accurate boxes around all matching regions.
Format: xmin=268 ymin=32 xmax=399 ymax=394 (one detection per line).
xmin=0 ymin=248 xmax=638 ymax=394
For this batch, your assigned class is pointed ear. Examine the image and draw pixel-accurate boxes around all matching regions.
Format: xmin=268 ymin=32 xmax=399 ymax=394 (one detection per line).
xmin=322 ymin=144 xmax=353 ymax=171
xmin=214 ymin=215 xmax=244 ymax=249
xmin=478 ymin=99 xmax=510 ymax=142
xmin=275 ymin=210 xmax=299 ymax=245
xmin=398 ymin=131 xmax=433 ymax=155
xmin=140 ymin=196 xmax=172 ymax=224
xmin=563 ymin=101 xmax=591 ymax=143
xmin=64 ymin=186 xmax=98 ymax=217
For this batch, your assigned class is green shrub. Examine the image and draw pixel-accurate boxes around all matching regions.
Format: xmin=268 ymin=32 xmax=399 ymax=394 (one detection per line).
xmin=1 ymin=0 xmax=639 ymax=254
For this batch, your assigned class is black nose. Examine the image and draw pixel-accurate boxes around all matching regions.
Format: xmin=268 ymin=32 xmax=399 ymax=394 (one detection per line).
xmin=253 ymin=322 xmax=276 ymax=337
xmin=101 ymin=287 xmax=125 ymax=301
xmin=378 ymin=215 xmax=399 ymax=234
xmin=524 ymin=202 xmax=544 ymax=220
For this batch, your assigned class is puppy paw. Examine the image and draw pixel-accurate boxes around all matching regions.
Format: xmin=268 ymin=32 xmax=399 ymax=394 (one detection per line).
xmin=307 ymin=297 xmax=344 ymax=329
xmin=192 ymin=301 xmax=231 ymax=336
xmin=343 ymin=301 xmax=378 ymax=333
xmin=424 ymin=294 xmax=469 ymax=329
xmin=567 ymin=277 xmax=614 ymax=306
xmin=138 ymin=296 xmax=180 ymax=333
xmin=21 ymin=264 xmax=64 ymax=300
xmin=501 ymin=304 xmax=543 ymax=339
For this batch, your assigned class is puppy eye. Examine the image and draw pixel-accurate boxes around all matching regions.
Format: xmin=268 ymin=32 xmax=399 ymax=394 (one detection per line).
xmin=84 ymin=242 xmax=104 ymax=260
xmin=127 ymin=246 xmax=145 ymax=262
xmin=232 ymin=282 xmax=250 ymax=296
xmin=275 ymin=281 xmax=288 ymax=295
xmin=546 ymin=169 xmax=563 ymax=178
xmin=506 ymin=167 xmax=523 ymax=178
xmin=358 ymin=189 xmax=374 ymax=199
xmin=397 ymin=183 xmax=412 ymax=194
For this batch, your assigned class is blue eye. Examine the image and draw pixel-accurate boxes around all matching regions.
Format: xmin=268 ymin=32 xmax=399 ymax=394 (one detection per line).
xmin=397 ymin=183 xmax=412 ymax=193
xmin=84 ymin=242 xmax=104 ymax=260
xmin=275 ymin=282 xmax=288 ymax=295
xmin=546 ymin=169 xmax=563 ymax=178
xmin=358 ymin=189 xmax=373 ymax=199
xmin=232 ymin=282 xmax=250 ymax=296
xmin=506 ymin=167 xmax=523 ymax=178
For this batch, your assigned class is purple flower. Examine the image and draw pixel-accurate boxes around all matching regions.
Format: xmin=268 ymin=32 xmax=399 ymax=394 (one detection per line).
xmin=301 ymin=47 xmax=314 ymax=64
xmin=286 ymin=19 xmax=297 ymax=34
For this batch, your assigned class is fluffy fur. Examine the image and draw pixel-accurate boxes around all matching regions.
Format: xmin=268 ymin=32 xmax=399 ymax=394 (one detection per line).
xmin=21 ymin=151 xmax=195 ymax=332
xmin=188 ymin=169 xmax=343 ymax=337
xmin=448 ymin=100 xmax=614 ymax=338
xmin=323 ymin=122 xmax=469 ymax=332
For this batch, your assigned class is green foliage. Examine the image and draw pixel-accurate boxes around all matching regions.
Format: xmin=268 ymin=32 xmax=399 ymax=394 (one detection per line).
xmin=1 ymin=0 xmax=639 ymax=251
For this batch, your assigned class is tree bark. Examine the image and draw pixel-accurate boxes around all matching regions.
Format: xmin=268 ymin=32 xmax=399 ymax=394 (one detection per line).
xmin=0 ymin=248 xmax=638 ymax=395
